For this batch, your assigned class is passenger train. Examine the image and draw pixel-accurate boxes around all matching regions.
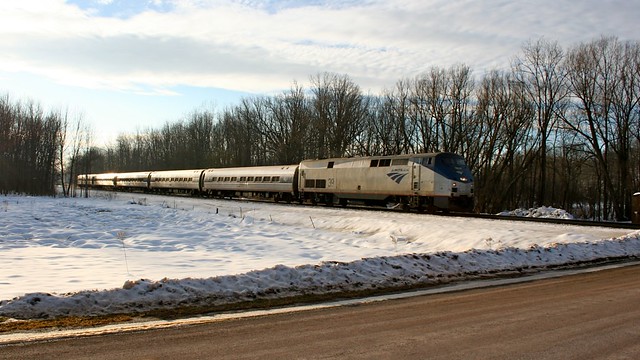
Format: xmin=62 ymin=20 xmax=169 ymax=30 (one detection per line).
xmin=77 ymin=152 xmax=474 ymax=211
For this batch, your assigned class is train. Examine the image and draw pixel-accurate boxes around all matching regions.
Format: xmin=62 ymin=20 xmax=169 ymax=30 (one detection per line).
xmin=77 ymin=152 xmax=474 ymax=211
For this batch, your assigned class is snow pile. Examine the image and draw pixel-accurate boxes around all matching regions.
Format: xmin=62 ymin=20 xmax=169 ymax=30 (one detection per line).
xmin=0 ymin=194 xmax=636 ymax=320
xmin=497 ymin=206 xmax=575 ymax=219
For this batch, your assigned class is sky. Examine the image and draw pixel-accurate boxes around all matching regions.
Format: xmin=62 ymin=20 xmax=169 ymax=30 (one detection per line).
xmin=1 ymin=0 xmax=638 ymax=146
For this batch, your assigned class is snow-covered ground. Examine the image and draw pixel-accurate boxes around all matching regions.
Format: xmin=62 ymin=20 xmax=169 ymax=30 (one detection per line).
xmin=1 ymin=193 xmax=639 ymax=319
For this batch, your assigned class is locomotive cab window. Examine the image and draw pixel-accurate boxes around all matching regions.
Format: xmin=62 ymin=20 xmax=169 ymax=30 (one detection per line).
xmin=370 ymin=159 xmax=379 ymax=167
xmin=414 ymin=157 xmax=433 ymax=167
xmin=328 ymin=161 xmax=334 ymax=168
xmin=379 ymin=159 xmax=391 ymax=167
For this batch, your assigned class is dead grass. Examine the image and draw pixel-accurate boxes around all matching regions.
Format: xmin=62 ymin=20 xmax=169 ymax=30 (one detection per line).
xmin=0 ymin=284 xmax=432 ymax=334
xmin=0 ymin=314 xmax=135 ymax=333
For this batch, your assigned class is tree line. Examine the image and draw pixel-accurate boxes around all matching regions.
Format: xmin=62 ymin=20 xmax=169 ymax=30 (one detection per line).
xmin=4 ymin=35 xmax=639 ymax=220
xmin=0 ymin=95 xmax=87 ymax=197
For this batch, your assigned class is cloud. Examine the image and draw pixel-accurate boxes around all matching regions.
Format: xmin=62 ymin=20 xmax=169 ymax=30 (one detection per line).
xmin=0 ymin=0 xmax=638 ymax=97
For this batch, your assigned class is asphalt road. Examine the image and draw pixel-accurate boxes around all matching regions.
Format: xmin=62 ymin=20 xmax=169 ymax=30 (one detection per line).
xmin=2 ymin=264 xmax=640 ymax=359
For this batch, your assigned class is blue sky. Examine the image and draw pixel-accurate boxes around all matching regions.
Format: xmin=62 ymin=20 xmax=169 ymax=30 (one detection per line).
xmin=1 ymin=0 xmax=638 ymax=146
xmin=67 ymin=0 xmax=175 ymax=18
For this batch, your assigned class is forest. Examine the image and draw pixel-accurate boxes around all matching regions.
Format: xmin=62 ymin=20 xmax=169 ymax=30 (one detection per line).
xmin=1 ymin=36 xmax=639 ymax=220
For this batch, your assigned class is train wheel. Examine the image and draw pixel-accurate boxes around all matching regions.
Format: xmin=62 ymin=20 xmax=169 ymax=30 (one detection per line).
xmin=324 ymin=194 xmax=335 ymax=207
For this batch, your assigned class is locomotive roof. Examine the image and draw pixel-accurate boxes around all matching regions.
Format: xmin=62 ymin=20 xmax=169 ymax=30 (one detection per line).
xmin=299 ymin=152 xmax=450 ymax=167
xmin=203 ymin=165 xmax=297 ymax=173
xmin=301 ymin=152 xmax=447 ymax=162
xmin=150 ymin=169 xmax=204 ymax=175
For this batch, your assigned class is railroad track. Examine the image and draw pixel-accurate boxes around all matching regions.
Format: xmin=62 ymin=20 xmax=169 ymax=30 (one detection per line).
xmin=443 ymin=211 xmax=640 ymax=230
xmin=87 ymin=189 xmax=640 ymax=230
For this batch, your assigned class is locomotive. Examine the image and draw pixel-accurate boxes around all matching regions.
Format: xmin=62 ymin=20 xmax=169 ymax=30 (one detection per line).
xmin=77 ymin=152 xmax=474 ymax=211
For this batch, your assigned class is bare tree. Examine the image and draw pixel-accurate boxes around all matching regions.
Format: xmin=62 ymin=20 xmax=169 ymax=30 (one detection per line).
xmin=562 ymin=36 xmax=639 ymax=220
xmin=0 ymin=97 xmax=61 ymax=195
xmin=513 ymin=37 xmax=569 ymax=206
xmin=446 ymin=64 xmax=475 ymax=155
xmin=310 ymin=73 xmax=368 ymax=158
xmin=56 ymin=109 xmax=88 ymax=197
xmin=259 ymin=83 xmax=312 ymax=163
xmin=0 ymin=94 xmax=15 ymax=194
xmin=358 ymin=87 xmax=412 ymax=156
xmin=472 ymin=70 xmax=537 ymax=212
xmin=409 ymin=67 xmax=449 ymax=153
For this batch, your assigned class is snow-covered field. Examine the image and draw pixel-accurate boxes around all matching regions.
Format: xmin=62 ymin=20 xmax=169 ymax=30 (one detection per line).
xmin=1 ymin=193 xmax=639 ymax=319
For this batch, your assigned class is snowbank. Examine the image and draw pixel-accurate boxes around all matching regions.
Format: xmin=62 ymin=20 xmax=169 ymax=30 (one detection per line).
xmin=497 ymin=206 xmax=575 ymax=219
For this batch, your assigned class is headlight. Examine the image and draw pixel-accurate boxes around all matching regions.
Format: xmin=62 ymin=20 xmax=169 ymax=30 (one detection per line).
xmin=460 ymin=177 xmax=468 ymax=182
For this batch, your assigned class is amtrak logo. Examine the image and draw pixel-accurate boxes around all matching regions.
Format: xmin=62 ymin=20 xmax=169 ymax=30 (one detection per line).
xmin=387 ymin=171 xmax=408 ymax=184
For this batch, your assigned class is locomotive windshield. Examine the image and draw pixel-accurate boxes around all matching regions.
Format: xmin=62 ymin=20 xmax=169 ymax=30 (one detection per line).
xmin=433 ymin=153 xmax=473 ymax=182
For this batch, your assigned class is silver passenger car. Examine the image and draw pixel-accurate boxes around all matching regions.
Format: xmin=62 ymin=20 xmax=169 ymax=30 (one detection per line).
xmin=202 ymin=165 xmax=298 ymax=201
xmin=149 ymin=169 xmax=204 ymax=194
xmin=114 ymin=171 xmax=152 ymax=191
xmin=77 ymin=173 xmax=118 ymax=189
